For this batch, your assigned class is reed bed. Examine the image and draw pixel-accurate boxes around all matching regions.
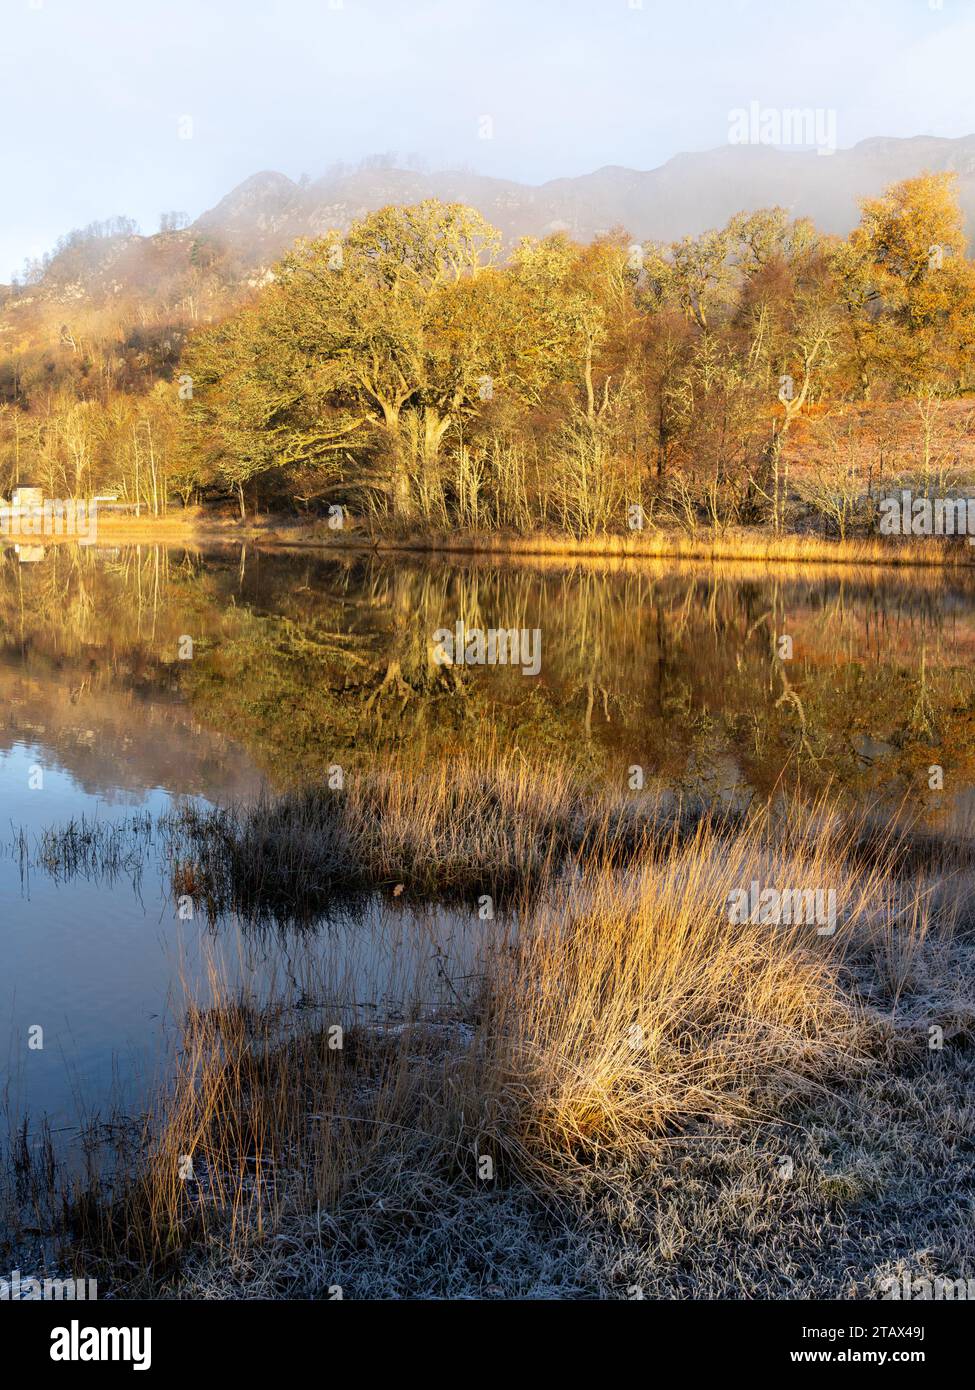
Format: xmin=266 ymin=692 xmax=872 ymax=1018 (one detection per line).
xmin=163 ymin=756 xmax=668 ymax=919
xmin=353 ymin=527 xmax=971 ymax=570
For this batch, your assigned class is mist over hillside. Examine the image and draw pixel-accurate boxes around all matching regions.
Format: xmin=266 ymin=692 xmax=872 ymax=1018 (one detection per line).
xmin=8 ymin=133 xmax=975 ymax=304
xmin=196 ymin=134 xmax=975 ymax=261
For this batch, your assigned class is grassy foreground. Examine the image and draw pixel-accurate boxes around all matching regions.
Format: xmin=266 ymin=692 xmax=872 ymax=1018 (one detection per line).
xmin=14 ymin=757 xmax=967 ymax=1300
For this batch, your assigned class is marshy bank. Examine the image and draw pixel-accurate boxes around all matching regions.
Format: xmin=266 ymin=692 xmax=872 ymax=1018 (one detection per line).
xmin=6 ymin=761 xmax=975 ymax=1299
xmin=101 ymin=512 xmax=975 ymax=570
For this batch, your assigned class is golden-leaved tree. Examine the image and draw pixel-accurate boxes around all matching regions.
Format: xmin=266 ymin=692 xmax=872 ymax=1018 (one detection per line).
xmin=834 ymin=172 xmax=975 ymax=395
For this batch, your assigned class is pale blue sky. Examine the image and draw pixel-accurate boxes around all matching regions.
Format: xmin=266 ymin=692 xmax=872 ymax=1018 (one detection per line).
xmin=3 ymin=0 xmax=975 ymax=278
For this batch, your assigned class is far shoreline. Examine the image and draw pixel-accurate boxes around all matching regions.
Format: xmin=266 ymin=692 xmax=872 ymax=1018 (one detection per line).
xmin=6 ymin=512 xmax=975 ymax=571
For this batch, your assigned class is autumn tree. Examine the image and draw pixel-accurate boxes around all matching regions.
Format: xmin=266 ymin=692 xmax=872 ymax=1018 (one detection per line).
xmin=836 ymin=172 xmax=975 ymax=394
xmin=269 ymin=201 xmax=503 ymax=518
xmin=181 ymin=303 xmax=361 ymax=515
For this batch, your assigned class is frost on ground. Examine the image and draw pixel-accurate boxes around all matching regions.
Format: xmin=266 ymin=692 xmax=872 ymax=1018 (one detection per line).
xmin=173 ymin=927 xmax=975 ymax=1301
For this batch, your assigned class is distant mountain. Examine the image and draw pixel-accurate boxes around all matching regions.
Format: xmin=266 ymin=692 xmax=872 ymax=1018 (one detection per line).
xmin=10 ymin=135 xmax=975 ymax=305
xmin=193 ymin=135 xmax=975 ymax=265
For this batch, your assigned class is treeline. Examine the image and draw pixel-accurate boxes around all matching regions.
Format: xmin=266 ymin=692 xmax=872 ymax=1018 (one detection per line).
xmin=3 ymin=172 xmax=975 ymax=533
xmin=12 ymin=216 xmax=142 ymax=288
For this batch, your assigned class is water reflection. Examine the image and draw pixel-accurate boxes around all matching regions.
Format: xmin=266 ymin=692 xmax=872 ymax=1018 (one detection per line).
xmin=3 ymin=542 xmax=975 ymax=1139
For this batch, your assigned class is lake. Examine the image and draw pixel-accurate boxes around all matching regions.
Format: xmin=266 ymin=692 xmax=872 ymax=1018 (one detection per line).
xmin=3 ymin=542 xmax=974 ymax=1152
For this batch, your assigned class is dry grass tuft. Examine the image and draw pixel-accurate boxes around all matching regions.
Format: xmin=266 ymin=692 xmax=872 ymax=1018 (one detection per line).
xmin=480 ymin=809 xmax=919 ymax=1181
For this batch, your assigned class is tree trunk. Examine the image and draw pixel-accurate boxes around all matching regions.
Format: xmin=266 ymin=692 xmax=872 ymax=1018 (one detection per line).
xmin=392 ymin=462 xmax=412 ymax=519
xmin=422 ymin=408 xmax=450 ymax=470
xmin=420 ymin=407 xmax=451 ymax=508
xmin=381 ymin=405 xmax=413 ymax=521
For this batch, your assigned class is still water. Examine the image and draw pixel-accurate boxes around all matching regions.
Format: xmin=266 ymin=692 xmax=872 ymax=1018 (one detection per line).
xmin=2 ymin=542 xmax=974 ymax=1141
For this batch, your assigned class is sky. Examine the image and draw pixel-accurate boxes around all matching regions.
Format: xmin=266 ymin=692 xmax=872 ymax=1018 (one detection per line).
xmin=3 ymin=0 xmax=975 ymax=279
